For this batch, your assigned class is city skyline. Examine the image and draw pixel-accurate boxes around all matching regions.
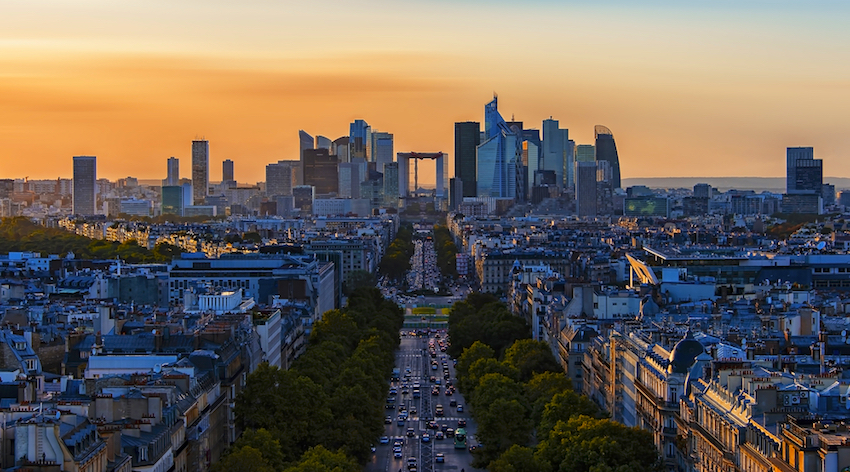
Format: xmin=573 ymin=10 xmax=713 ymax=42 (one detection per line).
xmin=1 ymin=1 xmax=849 ymax=182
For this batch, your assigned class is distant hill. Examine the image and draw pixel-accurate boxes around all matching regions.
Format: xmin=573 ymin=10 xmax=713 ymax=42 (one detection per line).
xmin=622 ymin=177 xmax=850 ymax=192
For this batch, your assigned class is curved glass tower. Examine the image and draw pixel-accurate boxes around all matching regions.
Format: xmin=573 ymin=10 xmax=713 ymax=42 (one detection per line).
xmin=594 ymin=125 xmax=621 ymax=189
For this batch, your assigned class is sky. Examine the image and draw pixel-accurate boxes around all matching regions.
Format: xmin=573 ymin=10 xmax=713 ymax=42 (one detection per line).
xmin=1 ymin=0 xmax=849 ymax=184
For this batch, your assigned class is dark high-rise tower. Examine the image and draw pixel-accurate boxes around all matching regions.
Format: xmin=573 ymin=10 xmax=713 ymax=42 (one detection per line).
xmin=594 ymin=125 xmax=621 ymax=189
xmin=73 ymin=155 xmax=96 ymax=216
xmin=786 ymin=147 xmax=822 ymax=195
xmin=303 ymin=148 xmax=339 ymax=195
xmin=454 ymin=121 xmax=480 ymax=198
xmin=165 ymin=157 xmax=179 ymax=186
xmin=222 ymin=159 xmax=234 ymax=183
xmin=191 ymin=140 xmax=209 ymax=205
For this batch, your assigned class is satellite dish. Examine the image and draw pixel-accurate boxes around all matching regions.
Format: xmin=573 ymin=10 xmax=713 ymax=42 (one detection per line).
xmin=817 ymin=241 xmax=826 ymax=250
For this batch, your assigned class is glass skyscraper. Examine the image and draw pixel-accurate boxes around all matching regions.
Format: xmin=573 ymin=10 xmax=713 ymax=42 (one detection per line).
xmin=349 ymin=120 xmax=371 ymax=161
xmin=222 ymin=159 xmax=234 ymax=183
xmin=165 ymin=157 xmax=179 ymax=186
xmin=542 ymin=118 xmax=568 ymax=190
xmin=191 ymin=140 xmax=209 ymax=205
xmin=454 ymin=121 xmax=480 ymax=198
xmin=594 ymin=125 xmax=621 ymax=189
xmin=372 ymin=131 xmax=394 ymax=173
xmin=476 ymin=96 xmax=519 ymax=199
xmin=786 ymin=147 xmax=822 ymax=195
xmin=73 ymin=155 xmax=96 ymax=216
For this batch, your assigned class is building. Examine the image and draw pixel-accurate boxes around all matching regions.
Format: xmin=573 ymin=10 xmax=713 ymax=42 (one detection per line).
xmin=372 ymin=131 xmax=394 ymax=173
xmin=222 ymin=159 xmax=234 ymax=185
xmin=316 ymin=135 xmax=332 ymax=150
xmin=782 ymin=193 xmax=823 ymax=214
xmin=299 ymin=130 xmax=314 ymax=162
xmin=383 ymin=162 xmax=400 ymax=207
xmin=594 ymin=125 xmax=621 ymax=190
xmin=165 ymin=157 xmax=179 ymax=186
xmin=192 ymin=140 xmax=209 ymax=205
xmin=455 ymin=121 xmax=481 ymax=198
xmin=72 ymin=155 xmax=97 ymax=216
xmin=293 ymin=185 xmax=315 ymax=212
xmin=338 ymin=161 xmax=365 ymax=198
xmin=477 ymin=96 xmax=520 ymax=199
xmin=349 ymin=120 xmax=371 ymax=161
xmin=694 ymin=183 xmax=713 ymax=199
xmin=575 ymin=159 xmax=597 ymax=217
xmin=303 ymin=149 xmax=339 ymax=195
xmin=397 ymin=152 xmax=446 ymax=199
xmin=543 ymin=119 xmax=571 ymax=190
xmin=119 ymin=198 xmax=152 ymax=217
xmin=786 ymin=147 xmax=822 ymax=195
xmin=266 ymin=160 xmax=300 ymax=197
xmin=624 ymin=196 xmax=670 ymax=217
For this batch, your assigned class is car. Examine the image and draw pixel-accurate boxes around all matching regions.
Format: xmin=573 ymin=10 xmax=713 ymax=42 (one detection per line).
xmin=407 ymin=428 xmax=415 ymax=437
xmin=394 ymin=439 xmax=404 ymax=447
xmin=421 ymin=433 xmax=431 ymax=442
xmin=449 ymin=399 xmax=457 ymax=407
xmin=435 ymin=453 xmax=445 ymax=463
xmin=445 ymin=388 xmax=452 ymax=395
xmin=397 ymin=417 xmax=405 ymax=426
xmin=428 ymin=421 xmax=438 ymax=430
xmin=411 ymin=407 xmax=418 ymax=415
xmin=458 ymin=419 xmax=467 ymax=427
xmin=394 ymin=450 xmax=403 ymax=458
xmin=431 ymin=364 xmax=438 ymax=370
xmin=385 ymin=415 xmax=393 ymax=424
xmin=385 ymin=404 xmax=395 ymax=410
xmin=435 ymin=379 xmax=441 ymax=385
xmin=441 ymin=423 xmax=449 ymax=432
xmin=435 ymin=431 xmax=445 ymax=440
xmin=446 ymin=428 xmax=455 ymax=437
xmin=429 ymin=376 xmax=436 ymax=383
xmin=380 ymin=436 xmax=390 ymax=444
xmin=457 ymin=404 xmax=464 ymax=412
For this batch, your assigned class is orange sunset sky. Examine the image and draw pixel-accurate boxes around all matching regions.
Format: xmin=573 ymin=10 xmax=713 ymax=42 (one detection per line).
xmin=1 ymin=0 xmax=849 ymax=184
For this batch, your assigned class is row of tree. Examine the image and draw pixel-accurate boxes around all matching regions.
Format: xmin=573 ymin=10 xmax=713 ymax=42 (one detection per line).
xmin=0 ymin=217 xmax=179 ymax=263
xmin=449 ymin=293 xmax=662 ymax=472
xmin=378 ymin=224 xmax=414 ymax=282
xmin=225 ymin=287 xmax=404 ymax=471
xmin=446 ymin=292 xmax=531 ymax=359
xmin=432 ymin=225 xmax=458 ymax=279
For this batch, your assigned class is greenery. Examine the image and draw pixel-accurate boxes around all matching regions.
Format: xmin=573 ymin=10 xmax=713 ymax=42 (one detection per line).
xmin=0 ymin=217 xmax=179 ymax=263
xmin=449 ymin=293 xmax=661 ymax=471
xmin=229 ymin=287 xmax=404 ymax=470
xmin=343 ymin=270 xmax=376 ymax=296
xmin=433 ymin=225 xmax=458 ymax=279
xmin=378 ymin=225 xmax=414 ymax=282
xmin=447 ymin=292 xmax=531 ymax=358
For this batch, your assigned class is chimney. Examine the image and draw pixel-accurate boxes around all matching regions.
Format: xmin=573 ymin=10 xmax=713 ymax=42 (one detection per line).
xmin=154 ymin=329 xmax=162 ymax=352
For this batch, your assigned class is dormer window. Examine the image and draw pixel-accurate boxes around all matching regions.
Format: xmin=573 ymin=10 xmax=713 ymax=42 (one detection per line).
xmin=14 ymin=342 xmax=25 ymax=351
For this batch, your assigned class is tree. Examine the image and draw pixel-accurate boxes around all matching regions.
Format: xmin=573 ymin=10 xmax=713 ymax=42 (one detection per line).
xmin=503 ymin=339 xmax=562 ymax=382
xmin=489 ymin=445 xmax=546 ymax=472
xmin=283 ymin=445 xmax=359 ymax=472
xmin=538 ymin=391 xmax=605 ymax=438
xmin=343 ymin=270 xmax=376 ymax=296
xmin=524 ymin=371 xmax=573 ymax=425
xmin=475 ymin=398 xmax=533 ymax=463
xmin=212 ymin=446 xmax=275 ymax=472
xmin=535 ymin=416 xmax=662 ymax=472
xmin=230 ymin=429 xmax=285 ymax=471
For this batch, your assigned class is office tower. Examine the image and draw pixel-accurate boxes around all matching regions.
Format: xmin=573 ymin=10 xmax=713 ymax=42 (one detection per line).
xmin=542 ymin=119 xmax=568 ymax=190
xmin=165 ymin=157 xmax=179 ymax=186
xmin=293 ymin=185 xmax=315 ymax=212
xmin=349 ymin=120 xmax=371 ymax=161
xmin=786 ymin=147 xmax=822 ymax=195
xmin=303 ymin=148 xmax=339 ymax=195
xmin=594 ymin=125 xmax=621 ymax=189
xmin=266 ymin=160 xmax=300 ymax=197
xmin=161 ymin=186 xmax=183 ymax=216
xmin=338 ymin=162 xmax=364 ymax=198
xmin=372 ymin=132 xmax=394 ymax=173
xmin=455 ymin=122 xmax=480 ymax=198
xmin=316 ymin=135 xmax=332 ymax=150
xmin=477 ymin=96 xmax=520 ymax=199
xmin=522 ymin=129 xmax=541 ymax=200
xmin=299 ymin=130 xmax=314 ymax=161
xmin=576 ymin=145 xmax=595 ymax=163
xmin=222 ymin=159 xmax=234 ymax=182
xmin=384 ymin=162 xmax=399 ymax=207
xmin=191 ymin=140 xmax=209 ymax=205
xmin=333 ymin=136 xmax=350 ymax=163
xmin=575 ymin=161 xmax=597 ymax=217
xmin=693 ymin=183 xmax=713 ymax=199
xmin=564 ymin=138 xmax=575 ymax=189
xmin=72 ymin=156 xmax=97 ymax=216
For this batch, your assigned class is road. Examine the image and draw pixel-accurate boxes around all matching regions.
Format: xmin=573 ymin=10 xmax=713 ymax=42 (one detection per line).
xmin=366 ymin=332 xmax=481 ymax=472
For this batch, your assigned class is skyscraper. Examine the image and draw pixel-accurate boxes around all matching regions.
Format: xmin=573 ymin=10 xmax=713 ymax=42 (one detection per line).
xmin=222 ymin=159 xmax=234 ymax=183
xmin=476 ymin=96 xmax=520 ymax=199
xmin=575 ymin=161 xmax=597 ymax=217
xmin=299 ymin=130 xmax=314 ymax=161
xmin=383 ymin=162 xmax=399 ymax=207
xmin=542 ymin=119 xmax=567 ymax=190
xmin=316 ymin=135 xmax=332 ymax=150
xmin=303 ymin=148 xmax=339 ymax=195
xmin=165 ymin=157 xmax=179 ymax=186
xmin=191 ymin=140 xmax=209 ymax=205
xmin=372 ymin=131 xmax=394 ymax=173
xmin=266 ymin=160 xmax=300 ymax=197
xmin=594 ymin=126 xmax=621 ymax=189
xmin=73 ymin=156 xmax=96 ymax=216
xmin=349 ymin=120 xmax=371 ymax=161
xmin=786 ymin=147 xmax=822 ymax=195
xmin=454 ymin=121 xmax=480 ymax=198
